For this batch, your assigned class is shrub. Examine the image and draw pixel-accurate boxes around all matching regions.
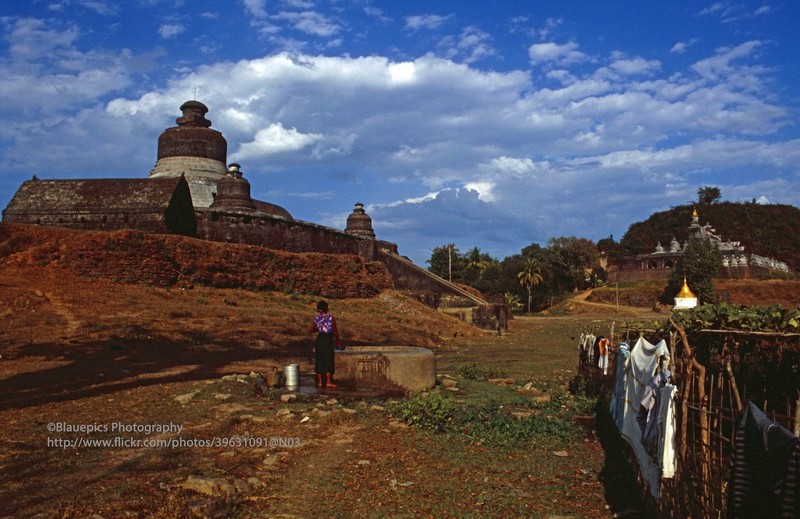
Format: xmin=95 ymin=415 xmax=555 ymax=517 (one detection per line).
xmin=391 ymin=391 xmax=454 ymax=432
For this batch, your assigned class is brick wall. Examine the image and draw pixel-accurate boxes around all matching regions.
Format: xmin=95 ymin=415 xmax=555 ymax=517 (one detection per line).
xmin=0 ymin=224 xmax=392 ymax=299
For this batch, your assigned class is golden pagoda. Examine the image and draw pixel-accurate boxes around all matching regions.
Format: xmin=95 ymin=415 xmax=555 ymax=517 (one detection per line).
xmin=674 ymin=277 xmax=698 ymax=309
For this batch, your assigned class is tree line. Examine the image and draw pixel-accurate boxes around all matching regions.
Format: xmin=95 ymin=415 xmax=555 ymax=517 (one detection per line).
xmin=426 ymin=237 xmax=606 ymax=313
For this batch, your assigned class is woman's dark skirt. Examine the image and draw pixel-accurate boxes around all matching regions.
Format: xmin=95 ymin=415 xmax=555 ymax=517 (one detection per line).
xmin=315 ymin=332 xmax=335 ymax=374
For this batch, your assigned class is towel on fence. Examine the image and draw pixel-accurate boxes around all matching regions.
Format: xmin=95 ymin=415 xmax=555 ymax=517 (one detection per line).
xmin=640 ymin=366 xmax=671 ymax=457
xmin=727 ymin=400 xmax=800 ymax=519
xmin=620 ymin=336 xmax=670 ymax=498
xmin=657 ymin=384 xmax=677 ymax=479
xmin=609 ymin=340 xmax=630 ymax=431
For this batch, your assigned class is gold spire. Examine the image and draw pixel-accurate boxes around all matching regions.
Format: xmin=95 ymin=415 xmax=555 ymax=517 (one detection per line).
xmin=692 ymin=207 xmax=698 ymax=218
xmin=676 ymin=277 xmax=696 ymax=299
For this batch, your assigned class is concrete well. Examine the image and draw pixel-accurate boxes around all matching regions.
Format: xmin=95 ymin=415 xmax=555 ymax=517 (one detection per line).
xmin=334 ymin=346 xmax=436 ymax=392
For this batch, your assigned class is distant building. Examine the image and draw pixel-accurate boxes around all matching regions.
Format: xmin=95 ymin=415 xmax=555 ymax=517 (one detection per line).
xmin=616 ymin=209 xmax=790 ymax=283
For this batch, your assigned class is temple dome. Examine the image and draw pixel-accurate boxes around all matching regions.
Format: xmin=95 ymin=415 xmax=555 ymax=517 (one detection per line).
xmin=345 ymin=202 xmax=375 ymax=238
xmin=210 ymin=163 xmax=257 ymax=212
xmin=149 ymin=100 xmax=228 ymax=207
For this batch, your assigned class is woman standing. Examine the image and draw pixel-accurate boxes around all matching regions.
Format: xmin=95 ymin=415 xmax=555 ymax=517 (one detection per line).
xmin=309 ymin=300 xmax=341 ymax=388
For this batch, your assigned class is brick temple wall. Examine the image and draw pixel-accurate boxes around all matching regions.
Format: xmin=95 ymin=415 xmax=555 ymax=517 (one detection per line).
xmin=195 ymin=209 xmax=375 ymax=258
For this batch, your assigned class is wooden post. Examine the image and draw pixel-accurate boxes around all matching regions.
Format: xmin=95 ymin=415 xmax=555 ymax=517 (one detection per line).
xmin=670 ymin=317 xmax=710 ymax=517
xmin=725 ymin=360 xmax=743 ymax=413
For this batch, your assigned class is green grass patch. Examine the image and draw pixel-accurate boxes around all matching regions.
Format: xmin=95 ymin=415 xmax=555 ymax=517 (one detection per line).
xmin=456 ymin=361 xmax=506 ymax=380
xmin=390 ymin=380 xmax=594 ymax=449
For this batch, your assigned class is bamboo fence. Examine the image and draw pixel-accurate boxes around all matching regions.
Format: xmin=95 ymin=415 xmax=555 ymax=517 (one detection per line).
xmin=578 ymin=322 xmax=800 ymax=519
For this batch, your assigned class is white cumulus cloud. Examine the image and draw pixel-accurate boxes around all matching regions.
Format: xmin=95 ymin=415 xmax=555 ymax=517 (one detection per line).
xmin=235 ymin=123 xmax=324 ymax=159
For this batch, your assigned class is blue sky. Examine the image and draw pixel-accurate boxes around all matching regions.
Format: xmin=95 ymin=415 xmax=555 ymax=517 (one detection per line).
xmin=1 ymin=1 xmax=799 ymax=266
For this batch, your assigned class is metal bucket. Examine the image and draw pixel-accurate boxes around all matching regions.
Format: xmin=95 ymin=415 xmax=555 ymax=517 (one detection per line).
xmin=283 ymin=364 xmax=300 ymax=390
xmin=266 ymin=369 xmax=282 ymax=388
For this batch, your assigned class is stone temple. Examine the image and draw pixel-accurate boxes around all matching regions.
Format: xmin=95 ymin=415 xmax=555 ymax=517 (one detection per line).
xmin=2 ymin=100 xmax=507 ymax=329
xmin=616 ymin=208 xmax=789 ymax=283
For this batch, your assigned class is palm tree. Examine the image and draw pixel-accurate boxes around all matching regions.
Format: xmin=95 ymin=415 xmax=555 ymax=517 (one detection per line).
xmin=465 ymin=247 xmax=485 ymax=284
xmin=517 ymin=257 xmax=543 ymax=314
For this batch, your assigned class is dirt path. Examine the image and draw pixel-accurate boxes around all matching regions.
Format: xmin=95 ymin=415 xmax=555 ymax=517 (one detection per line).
xmin=550 ymin=289 xmax=664 ymax=318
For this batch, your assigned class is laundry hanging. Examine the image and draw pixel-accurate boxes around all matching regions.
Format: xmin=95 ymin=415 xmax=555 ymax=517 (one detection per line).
xmin=618 ymin=336 xmax=676 ymax=498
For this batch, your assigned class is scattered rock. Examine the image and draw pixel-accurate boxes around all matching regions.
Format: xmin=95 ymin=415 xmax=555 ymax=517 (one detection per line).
xmin=181 ymin=476 xmax=236 ymax=498
xmin=517 ymin=384 xmax=552 ymax=403
xmin=325 ymin=398 xmax=338 ymax=405
xmin=357 ymin=459 xmax=370 ymax=465
xmin=529 ymin=392 xmax=551 ymax=404
xmin=370 ymin=405 xmax=385 ymax=412
xmin=262 ymin=455 xmax=282 ymax=467
xmin=276 ymin=408 xmax=292 ymax=417
xmin=280 ymin=394 xmax=297 ymax=403
xmin=489 ymin=378 xmax=515 ymax=385
xmin=214 ymin=393 xmax=232 ymax=400
xmin=552 ymin=450 xmax=569 ymax=457
xmin=175 ymin=391 xmax=200 ymax=405
xmin=439 ymin=378 xmax=458 ymax=388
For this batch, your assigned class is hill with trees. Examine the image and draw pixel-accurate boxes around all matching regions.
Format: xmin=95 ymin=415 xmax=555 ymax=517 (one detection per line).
xmin=619 ymin=198 xmax=800 ymax=271
xmin=425 ymin=188 xmax=798 ymax=313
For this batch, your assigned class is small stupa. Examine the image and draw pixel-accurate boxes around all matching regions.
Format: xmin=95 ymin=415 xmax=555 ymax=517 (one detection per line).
xmin=674 ymin=278 xmax=698 ymax=309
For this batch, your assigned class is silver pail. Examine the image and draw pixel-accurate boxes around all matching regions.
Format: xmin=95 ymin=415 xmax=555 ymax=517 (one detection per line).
xmin=284 ymin=364 xmax=300 ymax=390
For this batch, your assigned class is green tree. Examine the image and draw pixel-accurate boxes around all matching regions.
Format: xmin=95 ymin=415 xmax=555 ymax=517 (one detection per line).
xmin=697 ymin=186 xmax=721 ymax=205
xmin=464 ymin=247 xmax=484 ymax=284
xmin=427 ymin=244 xmax=465 ymax=282
xmin=665 ymin=237 xmax=722 ymax=304
xmin=546 ymin=237 xmax=600 ymax=291
xmin=503 ymin=292 xmax=524 ymax=312
xmin=473 ymin=258 xmax=502 ymax=295
xmin=517 ymin=257 xmax=543 ymax=314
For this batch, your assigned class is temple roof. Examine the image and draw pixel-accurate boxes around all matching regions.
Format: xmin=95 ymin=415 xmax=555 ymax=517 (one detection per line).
xmin=3 ymin=177 xmax=191 ymax=215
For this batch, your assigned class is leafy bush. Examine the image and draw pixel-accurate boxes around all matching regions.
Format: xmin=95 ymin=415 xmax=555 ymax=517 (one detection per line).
xmin=671 ymin=303 xmax=800 ymax=332
xmin=391 ymin=391 xmax=454 ymax=432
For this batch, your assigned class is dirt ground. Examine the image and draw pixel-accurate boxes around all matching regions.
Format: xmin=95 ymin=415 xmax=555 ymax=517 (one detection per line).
xmin=2 ymin=238 xmax=797 ymax=518
xmin=0 ymin=257 xmax=659 ymax=518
